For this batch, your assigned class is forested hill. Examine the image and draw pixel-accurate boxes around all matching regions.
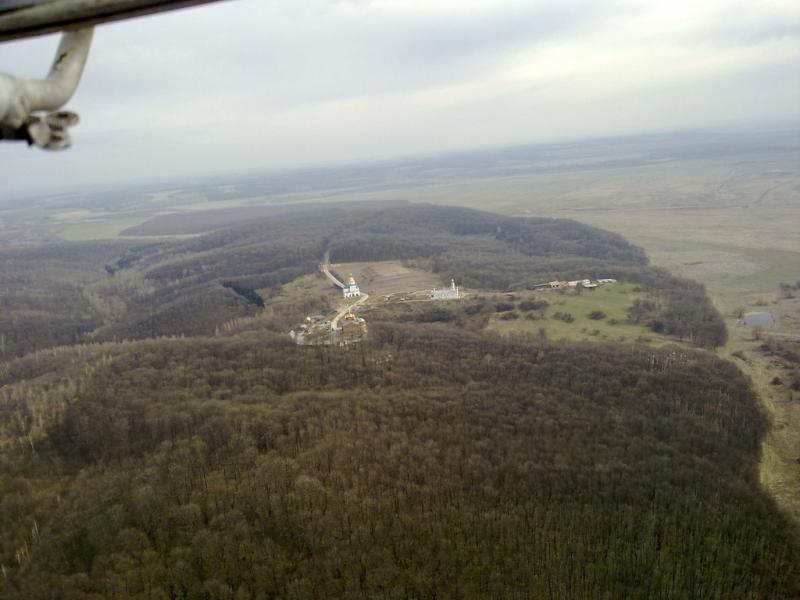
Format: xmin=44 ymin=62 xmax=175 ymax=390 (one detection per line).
xmin=0 ymin=204 xmax=795 ymax=597
xmin=0 ymin=204 xmax=725 ymax=358
xmin=119 ymin=204 xmax=725 ymax=348
xmin=324 ymin=204 xmax=647 ymax=264
xmin=0 ymin=327 xmax=797 ymax=597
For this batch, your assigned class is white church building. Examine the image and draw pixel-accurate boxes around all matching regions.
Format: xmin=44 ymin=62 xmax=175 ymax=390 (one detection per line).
xmin=431 ymin=279 xmax=460 ymax=300
xmin=343 ymin=276 xmax=361 ymax=298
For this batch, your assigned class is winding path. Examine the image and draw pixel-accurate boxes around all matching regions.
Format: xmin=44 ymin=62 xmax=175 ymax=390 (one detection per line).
xmin=321 ymin=251 xmax=345 ymax=289
xmin=331 ymin=292 xmax=369 ymax=330
xmin=321 ymin=251 xmax=369 ymax=329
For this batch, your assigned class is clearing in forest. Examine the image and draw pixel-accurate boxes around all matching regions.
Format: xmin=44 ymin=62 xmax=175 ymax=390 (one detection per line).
xmin=330 ymin=261 xmax=441 ymax=298
xmin=487 ymin=284 xmax=677 ymax=345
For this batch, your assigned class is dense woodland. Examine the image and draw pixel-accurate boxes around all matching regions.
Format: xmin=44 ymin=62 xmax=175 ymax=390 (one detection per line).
xmin=0 ymin=326 xmax=797 ymax=598
xmin=0 ymin=242 xmax=133 ymax=358
xmin=0 ymin=203 xmax=781 ymax=598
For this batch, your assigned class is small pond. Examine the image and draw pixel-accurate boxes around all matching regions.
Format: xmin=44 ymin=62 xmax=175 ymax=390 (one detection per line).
xmin=743 ymin=312 xmax=776 ymax=328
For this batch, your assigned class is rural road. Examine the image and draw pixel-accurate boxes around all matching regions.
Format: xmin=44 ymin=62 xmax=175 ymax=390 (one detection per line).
xmin=321 ymin=251 xmax=345 ymax=288
xmin=331 ymin=292 xmax=369 ymax=330
xmin=321 ymin=253 xmax=369 ymax=329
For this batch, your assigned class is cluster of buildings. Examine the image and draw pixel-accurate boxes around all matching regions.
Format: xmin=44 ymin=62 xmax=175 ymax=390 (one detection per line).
xmin=546 ymin=278 xmax=616 ymax=290
xmin=290 ymin=310 xmax=368 ymax=346
xmin=290 ymin=270 xmax=369 ymax=345
xmin=291 ymin=266 xmax=620 ymax=346
xmin=293 ymin=269 xmax=467 ymax=346
xmin=289 ymin=314 xmax=330 ymax=345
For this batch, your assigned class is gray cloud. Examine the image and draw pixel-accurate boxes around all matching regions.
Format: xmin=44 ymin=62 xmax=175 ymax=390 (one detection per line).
xmin=73 ymin=1 xmax=614 ymax=109
xmin=0 ymin=0 xmax=798 ymax=192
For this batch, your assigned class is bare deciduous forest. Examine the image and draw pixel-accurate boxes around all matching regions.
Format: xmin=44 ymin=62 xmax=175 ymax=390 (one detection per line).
xmin=0 ymin=205 xmax=795 ymax=598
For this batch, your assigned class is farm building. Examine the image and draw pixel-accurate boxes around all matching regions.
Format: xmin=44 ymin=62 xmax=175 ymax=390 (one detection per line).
xmin=549 ymin=281 xmax=567 ymax=289
xmin=432 ymin=279 xmax=460 ymax=300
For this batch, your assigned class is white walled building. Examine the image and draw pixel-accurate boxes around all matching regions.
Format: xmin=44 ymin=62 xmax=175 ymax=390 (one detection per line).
xmin=343 ymin=276 xmax=361 ymax=298
xmin=432 ymin=279 xmax=460 ymax=300
xmin=567 ymin=279 xmax=593 ymax=288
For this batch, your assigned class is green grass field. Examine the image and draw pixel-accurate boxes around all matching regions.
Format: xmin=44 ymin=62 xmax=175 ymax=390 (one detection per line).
xmin=487 ymin=284 xmax=676 ymax=345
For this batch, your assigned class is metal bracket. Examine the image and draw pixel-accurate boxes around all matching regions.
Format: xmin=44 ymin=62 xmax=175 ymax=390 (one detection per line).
xmin=0 ymin=27 xmax=92 ymax=150
xmin=0 ymin=1 xmax=227 ymax=42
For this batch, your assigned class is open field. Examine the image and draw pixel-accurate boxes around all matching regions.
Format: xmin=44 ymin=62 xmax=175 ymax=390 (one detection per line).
xmin=732 ymin=333 xmax=800 ymax=521
xmin=486 ymin=284 xmax=677 ymax=345
xmin=721 ymin=289 xmax=800 ymax=521
xmin=57 ymin=215 xmax=154 ymax=241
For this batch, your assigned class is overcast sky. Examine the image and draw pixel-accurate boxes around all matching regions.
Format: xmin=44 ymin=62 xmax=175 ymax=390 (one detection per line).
xmin=1 ymin=0 xmax=798 ymax=192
